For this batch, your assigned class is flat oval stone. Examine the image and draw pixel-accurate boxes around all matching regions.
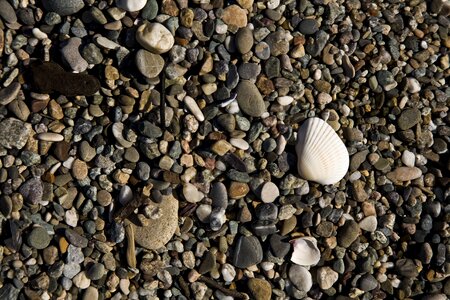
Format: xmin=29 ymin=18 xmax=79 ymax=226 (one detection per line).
xmin=236 ymin=27 xmax=253 ymax=54
xmin=36 ymin=132 xmax=64 ymax=142
xmin=236 ymin=80 xmax=266 ymax=117
xmin=0 ymin=82 xmax=21 ymax=105
xmin=387 ymin=167 xmax=422 ymax=182
xmin=135 ymin=49 xmax=164 ymax=78
xmin=43 ymin=0 xmax=85 ymax=16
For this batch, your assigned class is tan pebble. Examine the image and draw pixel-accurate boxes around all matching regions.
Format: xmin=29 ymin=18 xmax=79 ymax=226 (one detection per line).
xmin=228 ymin=181 xmax=249 ymax=199
xmin=36 ymin=132 xmax=64 ymax=142
xmin=211 ymin=140 xmax=233 ymax=156
xmin=72 ymin=159 xmax=88 ymax=180
xmin=222 ymin=5 xmax=248 ymax=28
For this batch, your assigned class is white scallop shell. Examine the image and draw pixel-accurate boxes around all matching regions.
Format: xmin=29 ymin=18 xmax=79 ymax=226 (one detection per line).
xmin=290 ymin=237 xmax=321 ymax=266
xmin=296 ymin=117 xmax=349 ymax=185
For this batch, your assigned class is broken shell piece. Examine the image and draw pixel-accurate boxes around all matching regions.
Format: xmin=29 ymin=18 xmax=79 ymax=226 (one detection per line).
xmin=296 ymin=117 xmax=349 ymax=185
xmin=290 ymin=237 xmax=321 ymax=266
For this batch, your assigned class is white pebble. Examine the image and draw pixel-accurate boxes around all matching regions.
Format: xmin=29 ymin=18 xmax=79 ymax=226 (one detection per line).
xmin=183 ymin=183 xmax=204 ymax=203
xmin=115 ymin=0 xmax=146 ymax=12
xmin=267 ymin=0 xmax=280 ymax=9
xmin=196 ymin=204 xmax=212 ymax=223
xmin=260 ymin=182 xmax=280 ymax=203
xmin=32 ymin=28 xmax=48 ymax=40
xmin=401 ymin=150 xmax=415 ymax=167
xmin=359 ymin=215 xmax=378 ymax=232
xmin=36 ymin=132 xmax=64 ymax=142
xmin=183 ymin=96 xmax=204 ymax=122
xmin=221 ymin=263 xmax=236 ymax=282
xmin=226 ymin=101 xmax=240 ymax=114
xmin=65 ymin=207 xmax=79 ymax=227
xmin=72 ymin=271 xmax=91 ymax=289
xmin=277 ymin=95 xmax=294 ymax=106
xmin=229 ymin=138 xmax=249 ymax=150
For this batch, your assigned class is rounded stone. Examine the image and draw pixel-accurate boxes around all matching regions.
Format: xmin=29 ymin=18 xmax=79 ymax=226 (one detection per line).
xmin=236 ymin=80 xmax=266 ymax=117
xmin=248 ymin=278 xmax=272 ymax=300
xmin=298 ymin=19 xmax=319 ymax=35
xmin=236 ymin=27 xmax=253 ymax=54
xmin=132 ymin=194 xmax=179 ymax=250
xmin=135 ymin=49 xmax=165 ymax=78
xmin=260 ymin=182 xmax=280 ymax=203
xmin=72 ymin=159 xmax=88 ymax=180
xmin=43 ymin=0 xmax=85 ymax=16
xmin=116 ymin=0 xmax=147 ymax=11
xmin=27 ymin=227 xmax=52 ymax=250
xmin=136 ymin=22 xmax=175 ymax=54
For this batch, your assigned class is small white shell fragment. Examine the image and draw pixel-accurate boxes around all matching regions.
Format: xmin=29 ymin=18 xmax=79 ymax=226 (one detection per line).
xmin=184 ymin=96 xmax=205 ymax=122
xmin=36 ymin=132 xmax=64 ymax=142
xmin=229 ymin=138 xmax=249 ymax=150
xmin=112 ymin=123 xmax=133 ymax=148
xmin=260 ymin=182 xmax=280 ymax=203
xmin=296 ymin=117 xmax=349 ymax=185
xmin=277 ymin=96 xmax=294 ymax=106
xmin=291 ymin=236 xmax=321 ymax=266
xmin=183 ymin=183 xmax=204 ymax=203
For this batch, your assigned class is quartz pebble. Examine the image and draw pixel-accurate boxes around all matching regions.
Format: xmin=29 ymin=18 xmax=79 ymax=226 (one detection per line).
xmin=136 ymin=23 xmax=175 ymax=54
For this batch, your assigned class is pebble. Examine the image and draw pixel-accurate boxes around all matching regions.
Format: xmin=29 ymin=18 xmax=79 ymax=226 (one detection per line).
xmin=133 ymin=195 xmax=178 ymax=250
xmin=135 ymin=49 xmax=165 ymax=78
xmin=298 ymin=19 xmax=319 ymax=35
xmin=72 ymin=159 xmax=88 ymax=180
xmin=260 ymin=182 xmax=280 ymax=203
xmin=43 ymin=0 xmax=85 ymax=16
xmin=359 ymin=215 xmax=377 ymax=232
xmin=184 ymin=96 xmax=205 ymax=122
xmin=236 ymin=80 xmax=266 ymax=117
xmin=398 ymin=108 xmax=421 ymax=130
xmin=337 ymin=220 xmax=360 ymax=247
xmin=277 ymin=96 xmax=294 ymax=106
xmin=183 ymin=183 xmax=204 ymax=203
xmin=232 ymin=236 xmax=263 ymax=268
xmin=0 ymin=0 xmax=17 ymax=24
xmin=82 ymin=286 xmax=99 ymax=300
xmin=288 ymin=265 xmax=312 ymax=292
xmin=387 ymin=167 xmax=422 ymax=182
xmin=136 ymin=22 xmax=175 ymax=54
xmin=0 ymin=82 xmax=20 ymax=105
xmin=116 ymin=0 xmax=147 ymax=11
xmin=248 ymin=278 xmax=272 ymax=300
xmin=61 ymin=37 xmax=88 ymax=72
xmin=222 ymin=5 xmax=248 ymax=28
xmin=236 ymin=27 xmax=253 ymax=54
xmin=27 ymin=227 xmax=51 ymax=250
xmin=0 ymin=118 xmax=31 ymax=149
xmin=86 ymin=263 xmax=105 ymax=280
xmin=316 ymin=267 xmax=339 ymax=290
xmin=36 ymin=132 xmax=64 ymax=142
xmin=19 ymin=178 xmax=44 ymax=205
